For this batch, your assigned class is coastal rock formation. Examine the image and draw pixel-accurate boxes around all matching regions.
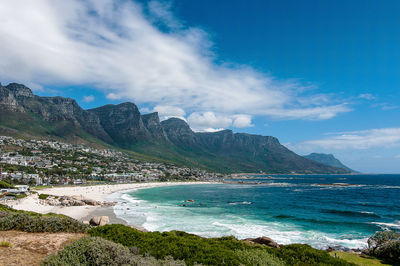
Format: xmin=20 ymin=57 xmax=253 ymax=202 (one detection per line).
xmin=90 ymin=216 xmax=110 ymax=226
xmin=244 ymin=236 xmax=280 ymax=248
xmin=39 ymin=195 xmax=115 ymax=207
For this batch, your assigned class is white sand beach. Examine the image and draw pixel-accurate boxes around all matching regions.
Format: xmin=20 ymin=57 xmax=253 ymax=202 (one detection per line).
xmin=7 ymin=182 xmax=219 ymax=221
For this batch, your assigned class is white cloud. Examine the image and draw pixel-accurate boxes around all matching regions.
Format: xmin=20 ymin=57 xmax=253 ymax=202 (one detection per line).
xmin=83 ymin=95 xmax=95 ymax=103
xmin=232 ymin=115 xmax=253 ymax=128
xmin=188 ymin=112 xmax=232 ymax=131
xmin=395 ymin=155 xmax=400 ymax=159
xmin=153 ymin=105 xmax=186 ymax=121
xmin=291 ymin=127 xmax=400 ymax=151
xmin=0 ymin=0 xmax=351 ymax=130
xmin=359 ymin=93 xmax=375 ymax=100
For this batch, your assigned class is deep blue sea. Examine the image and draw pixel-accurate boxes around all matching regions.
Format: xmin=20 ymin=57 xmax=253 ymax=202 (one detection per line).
xmin=110 ymin=175 xmax=400 ymax=249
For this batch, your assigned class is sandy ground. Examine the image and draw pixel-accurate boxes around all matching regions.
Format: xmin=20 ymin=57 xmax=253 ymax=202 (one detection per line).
xmin=0 ymin=231 xmax=85 ymax=266
xmin=6 ymin=182 xmax=218 ymax=221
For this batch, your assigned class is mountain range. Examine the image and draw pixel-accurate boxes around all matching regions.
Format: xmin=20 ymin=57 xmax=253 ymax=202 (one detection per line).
xmin=0 ymin=82 xmax=349 ymax=174
xmin=304 ymin=153 xmax=356 ymax=173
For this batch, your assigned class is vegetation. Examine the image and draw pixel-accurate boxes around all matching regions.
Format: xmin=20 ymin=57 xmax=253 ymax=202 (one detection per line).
xmin=0 ymin=204 xmax=88 ymax=233
xmin=42 ymin=237 xmax=185 ymax=266
xmin=0 ymin=180 xmax=14 ymax=188
xmin=0 ymin=241 xmax=12 ymax=248
xmin=89 ymin=224 xmax=353 ymax=266
xmin=38 ymin=193 xmax=50 ymax=200
xmin=329 ymin=251 xmax=391 ymax=265
xmin=367 ymin=231 xmax=400 ymax=264
xmin=5 ymin=193 xmax=27 ymax=199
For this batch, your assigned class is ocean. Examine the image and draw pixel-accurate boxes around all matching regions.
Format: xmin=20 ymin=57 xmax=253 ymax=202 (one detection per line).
xmin=108 ymin=174 xmax=400 ymax=250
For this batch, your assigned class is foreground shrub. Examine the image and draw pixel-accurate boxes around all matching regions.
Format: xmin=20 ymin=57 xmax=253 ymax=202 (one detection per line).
xmin=374 ymin=240 xmax=400 ymax=263
xmin=235 ymin=249 xmax=284 ymax=266
xmin=0 ymin=212 xmax=88 ymax=233
xmin=368 ymin=230 xmax=400 ymax=252
xmin=0 ymin=241 xmax=12 ymax=248
xmin=38 ymin=193 xmax=50 ymax=200
xmin=42 ymin=237 xmax=185 ymax=266
xmin=89 ymin=224 xmax=352 ymax=266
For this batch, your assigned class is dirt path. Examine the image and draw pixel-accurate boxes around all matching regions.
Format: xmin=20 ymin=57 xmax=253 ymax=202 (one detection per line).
xmin=0 ymin=231 xmax=85 ymax=266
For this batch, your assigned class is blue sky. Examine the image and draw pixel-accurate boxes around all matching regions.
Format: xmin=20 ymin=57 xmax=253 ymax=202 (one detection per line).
xmin=0 ymin=0 xmax=399 ymax=173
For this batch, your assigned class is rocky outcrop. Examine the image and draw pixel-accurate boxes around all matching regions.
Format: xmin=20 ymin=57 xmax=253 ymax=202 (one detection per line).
xmin=244 ymin=236 xmax=280 ymax=248
xmin=141 ymin=112 xmax=169 ymax=141
xmin=39 ymin=195 xmax=116 ymax=207
xmin=161 ymin=118 xmax=197 ymax=145
xmin=88 ymin=103 xmax=152 ymax=146
xmin=89 ymin=216 xmax=110 ymax=226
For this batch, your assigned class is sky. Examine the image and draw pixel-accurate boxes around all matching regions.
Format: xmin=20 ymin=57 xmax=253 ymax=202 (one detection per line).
xmin=0 ymin=0 xmax=399 ymax=173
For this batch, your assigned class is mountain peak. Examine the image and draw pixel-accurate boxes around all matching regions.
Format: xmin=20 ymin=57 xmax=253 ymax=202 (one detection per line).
xmin=5 ymin=83 xmax=34 ymax=98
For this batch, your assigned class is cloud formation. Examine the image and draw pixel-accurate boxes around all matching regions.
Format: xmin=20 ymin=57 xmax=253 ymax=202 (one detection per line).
xmin=83 ymin=95 xmax=95 ymax=103
xmin=291 ymin=128 xmax=400 ymax=151
xmin=0 ymin=0 xmax=350 ymax=130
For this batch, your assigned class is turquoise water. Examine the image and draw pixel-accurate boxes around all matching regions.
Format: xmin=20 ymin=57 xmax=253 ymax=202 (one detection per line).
xmin=111 ymin=175 xmax=400 ymax=249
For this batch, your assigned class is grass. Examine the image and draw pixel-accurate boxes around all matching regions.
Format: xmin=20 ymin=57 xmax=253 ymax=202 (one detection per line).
xmin=0 ymin=241 xmax=12 ymax=248
xmin=38 ymin=193 xmax=50 ymax=200
xmin=329 ymin=251 xmax=391 ymax=266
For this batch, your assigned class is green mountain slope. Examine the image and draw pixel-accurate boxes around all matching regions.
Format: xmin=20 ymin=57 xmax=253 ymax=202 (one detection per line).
xmin=0 ymin=82 xmax=350 ymax=174
xmin=304 ymin=153 xmax=357 ymax=173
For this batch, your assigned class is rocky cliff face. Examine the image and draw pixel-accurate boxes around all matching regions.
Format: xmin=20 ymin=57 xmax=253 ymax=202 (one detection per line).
xmin=141 ymin=112 xmax=169 ymax=141
xmin=0 ymin=82 xmax=350 ymax=173
xmin=0 ymin=83 xmax=111 ymax=142
xmin=88 ymin=103 xmax=152 ymax=146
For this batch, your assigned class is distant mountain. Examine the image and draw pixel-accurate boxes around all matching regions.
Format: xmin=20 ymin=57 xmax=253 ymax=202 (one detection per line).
xmin=304 ymin=153 xmax=357 ymax=173
xmin=0 ymin=82 xmax=350 ymax=174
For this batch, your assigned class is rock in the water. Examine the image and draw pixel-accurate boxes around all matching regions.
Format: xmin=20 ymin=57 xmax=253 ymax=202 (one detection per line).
xmin=244 ymin=236 xmax=280 ymax=248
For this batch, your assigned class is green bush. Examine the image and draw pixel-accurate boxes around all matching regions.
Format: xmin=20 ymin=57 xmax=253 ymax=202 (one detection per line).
xmin=38 ymin=193 xmax=50 ymax=200
xmin=368 ymin=230 xmax=400 ymax=252
xmin=42 ymin=237 xmax=185 ymax=266
xmin=0 ymin=181 xmax=14 ymax=189
xmin=235 ymin=248 xmax=284 ymax=266
xmin=0 ymin=211 xmax=88 ymax=233
xmin=0 ymin=241 xmax=12 ymax=248
xmin=89 ymin=224 xmax=352 ymax=266
xmin=374 ymin=240 xmax=400 ymax=263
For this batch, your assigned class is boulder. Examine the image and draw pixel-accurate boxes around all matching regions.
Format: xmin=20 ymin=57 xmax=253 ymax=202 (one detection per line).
xmin=99 ymin=216 xmax=110 ymax=226
xmin=244 ymin=236 xmax=280 ymax=248
xmin=90 ymin=216 xmax=109 ymax=226
xmin=82 ymin=199 xmax=99 ymax=206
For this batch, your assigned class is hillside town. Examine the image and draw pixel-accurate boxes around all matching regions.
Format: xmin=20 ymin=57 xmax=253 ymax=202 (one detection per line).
xmin=0 ymin=136 xmax=227 ymax=187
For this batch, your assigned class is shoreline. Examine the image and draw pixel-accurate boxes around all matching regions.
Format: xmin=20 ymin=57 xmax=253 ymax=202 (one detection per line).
xmin=7 ymin=181 xmax=221 ymax=222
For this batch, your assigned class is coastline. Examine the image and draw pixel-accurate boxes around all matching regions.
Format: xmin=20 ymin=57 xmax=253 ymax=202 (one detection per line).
xmin=7 ymin=181 xmax=220 ymax=222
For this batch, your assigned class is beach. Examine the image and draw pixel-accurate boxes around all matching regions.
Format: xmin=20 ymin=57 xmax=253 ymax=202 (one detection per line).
xmin=7 ymin=181 xmax=219 ymax=222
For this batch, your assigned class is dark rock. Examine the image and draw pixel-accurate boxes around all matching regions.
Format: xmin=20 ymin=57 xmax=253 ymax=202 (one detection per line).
xmin=244 ymin=236 xmax=280 ymax=248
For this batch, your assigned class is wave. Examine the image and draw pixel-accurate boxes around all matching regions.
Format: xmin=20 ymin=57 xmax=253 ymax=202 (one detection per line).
xmin=211 ymin=221 xmax=367 ymax=249
xmin=228 ymin=201 xmax=252 ymax=205
xmin=259 ymin=182 xmax=297 ymax=187
xmin=321 ymin=209 xmax=381 ymax=218
xmin=370 ymin=222 xmax=400 ymax=229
